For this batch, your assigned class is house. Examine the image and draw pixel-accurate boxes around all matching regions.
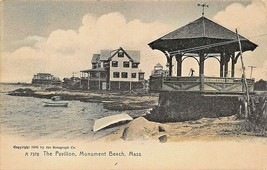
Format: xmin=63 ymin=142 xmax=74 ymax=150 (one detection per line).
xmin=62 ymin=76 xmax=81 ymax=89
xmin=151 ymin=63 xmax=169 ymax=77
xmin=80 ymin=47 xmax=145 ymax=90
xmin=31 ymin=73 xmax=61 ymax=85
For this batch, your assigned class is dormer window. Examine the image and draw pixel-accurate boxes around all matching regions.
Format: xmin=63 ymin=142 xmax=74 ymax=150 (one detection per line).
xmin=118 ymin=51 xmax=124 ymax=57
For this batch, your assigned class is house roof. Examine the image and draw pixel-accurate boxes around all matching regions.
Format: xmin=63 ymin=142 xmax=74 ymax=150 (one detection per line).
xmin=148 ymin=17 xmax=257 ymax=53
xmin=36 ymin=73 xmax=54 ymax=77
xmin=124 ymin=50 xmax=140 ymax=62
xmin=99 ymin=50 xmax=111 ymax=61
xmin=99 ymin=48 xmax=140 ymax=62
xmin=161 ymin=17 xmax=248 ymax=40
xmin=91 ymin=54 xmax=100 ymax=64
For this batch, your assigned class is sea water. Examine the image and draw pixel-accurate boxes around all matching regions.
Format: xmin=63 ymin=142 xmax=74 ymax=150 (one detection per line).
xmin=0 ymin=84 xmax=134 ymax=141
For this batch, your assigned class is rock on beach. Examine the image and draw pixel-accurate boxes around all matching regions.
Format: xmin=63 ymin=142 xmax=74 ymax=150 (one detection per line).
xmin=121 ymin=117 xmax=168 ymax=141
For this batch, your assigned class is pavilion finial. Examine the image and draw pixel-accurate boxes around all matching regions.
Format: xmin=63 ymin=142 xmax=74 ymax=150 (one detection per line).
xmin=197 ymin=3 xmax=209 ymax=17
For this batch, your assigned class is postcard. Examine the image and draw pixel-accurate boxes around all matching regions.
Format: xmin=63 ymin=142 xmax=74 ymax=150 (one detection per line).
xmin=1 ymin=0 xmax=267 ymax=169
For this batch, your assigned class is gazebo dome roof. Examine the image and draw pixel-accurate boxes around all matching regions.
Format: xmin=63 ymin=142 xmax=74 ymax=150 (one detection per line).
xmin=149 ymin=17 xmax=257 ymax=54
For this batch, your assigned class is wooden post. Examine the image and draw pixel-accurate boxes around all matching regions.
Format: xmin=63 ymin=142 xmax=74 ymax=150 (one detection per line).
xmin=87 ymin=73 xmax=90 ymax=90
xmin=161 ymin=74 xmax=163 ymax=91
xmin=80 ymin=72 xmax=82 ymax=88
xmin=236 ymin=29 xmax=250 ymax=118
xmin=99 ymin=72 xmax=101 ymax=90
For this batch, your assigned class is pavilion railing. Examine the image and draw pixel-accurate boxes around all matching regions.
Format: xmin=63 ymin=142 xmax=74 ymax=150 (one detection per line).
xmin=149 ymin=76 xmax=255 ymax=93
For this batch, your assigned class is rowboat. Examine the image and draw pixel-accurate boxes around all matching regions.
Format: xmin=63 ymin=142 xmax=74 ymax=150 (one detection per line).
xmin=43 ymin=101 xmax=68 ymax=107
xmin=93 ymin=113 xmax=133 ymax=132
xmin=51 ymin=96 xmax=62 ymax=101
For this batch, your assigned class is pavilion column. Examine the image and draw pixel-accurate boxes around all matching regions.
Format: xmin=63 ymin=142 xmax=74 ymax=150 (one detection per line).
xmin=220 ymin=53 xmax=225 ymax=77
xmin=224 ymin=61 xmax=228 ymax=78
xmin=164 ymin=53 xmax=173 ymax=76
xmin=175 ymin=54 xmax=182 ymax=77
xmin=231 ymin=60 xmax=235 ymax=78
xmin=199 ymin=53 xmax=205 ymax=76
xmin=87 ymin=73 xmax=90 ymax=90
xmin=224 ymin=54 xmax=230 ymax=78
xmin=231 ymin=52 xmax=235 ymax=78
xmin=170 ymin=56 xmax=173 ymax=76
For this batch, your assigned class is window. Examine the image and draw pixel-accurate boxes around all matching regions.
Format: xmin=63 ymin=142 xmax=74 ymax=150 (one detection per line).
xmin=132 ymin=63 xmax=138 ymax=68
xmin=118 ymin=51 xmax=124 ymax=57
xmin=112 ymin=61 xmax=118 ymax=67
xmin=123 ymin=61 xmax=129 ymax=68
xmin=131 ymin=73 xmax=136 ymax=78
xmin=92 ymin=64 xmax=97 ymax=69
xmin=139 ymin=73 xmax=144 ymax=80
xmin=122 ymin=72 xmax=128 ymax=78
xmin=103 ymin=62 xmax=110 ymax=68
xmin=113 ymin=72 xmax=120 ymax=78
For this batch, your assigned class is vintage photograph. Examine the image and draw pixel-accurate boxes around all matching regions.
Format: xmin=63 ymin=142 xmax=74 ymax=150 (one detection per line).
xmin=1 ymin=0 xmax=267 ymax=169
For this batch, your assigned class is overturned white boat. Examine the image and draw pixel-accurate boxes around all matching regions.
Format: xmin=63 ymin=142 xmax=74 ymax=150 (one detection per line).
xmin=42 ymin=101 xmax=68 ymax=107
xmin=93 ymin=113 xmax=133 ymax=132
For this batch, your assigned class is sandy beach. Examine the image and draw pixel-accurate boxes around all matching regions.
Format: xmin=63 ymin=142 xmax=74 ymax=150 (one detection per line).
xmin=99 ymin=116 xmax=267 ymax=143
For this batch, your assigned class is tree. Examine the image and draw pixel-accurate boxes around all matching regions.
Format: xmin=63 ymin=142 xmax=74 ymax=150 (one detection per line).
xmin=254 ymin=79 xmax=267 ymax=91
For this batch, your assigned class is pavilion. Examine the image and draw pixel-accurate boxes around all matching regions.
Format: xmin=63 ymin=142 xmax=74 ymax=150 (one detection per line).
xmin=148 ymin=16 xmax=258 ymax=93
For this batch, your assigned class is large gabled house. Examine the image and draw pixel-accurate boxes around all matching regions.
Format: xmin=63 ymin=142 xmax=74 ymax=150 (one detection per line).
xmin=81 ymin=47 xmax=145 ymax=90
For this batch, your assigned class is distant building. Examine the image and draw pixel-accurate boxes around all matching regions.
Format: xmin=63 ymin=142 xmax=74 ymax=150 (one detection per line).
xmin=62 ymin=76 xmax=81 ymax=89
xmin=151 ymin=63 xmax=169 ymax=77
xmin=81 ymin=47 xmax=145 ymax=90
xmin=32 ymin=73 xmax=61 ymax=85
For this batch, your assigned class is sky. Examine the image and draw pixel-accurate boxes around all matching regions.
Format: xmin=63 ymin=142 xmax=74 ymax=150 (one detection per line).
xmin=1 ymin=0 xmax=266 ymax=83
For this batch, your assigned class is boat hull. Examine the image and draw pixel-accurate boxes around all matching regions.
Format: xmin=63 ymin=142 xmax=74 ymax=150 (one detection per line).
xmin=93 ymin=113 xmax=133 ymax=132
xmin=42 ymin=101 xmax=68 ymax=107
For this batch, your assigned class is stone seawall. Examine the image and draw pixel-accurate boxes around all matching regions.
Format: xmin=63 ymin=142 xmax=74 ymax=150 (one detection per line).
xmin=145 ymin=91 xmax=244 ymax=122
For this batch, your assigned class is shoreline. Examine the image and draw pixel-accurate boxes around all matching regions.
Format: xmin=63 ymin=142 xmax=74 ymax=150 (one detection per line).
xmin=6 ymin=86 xmax=159 ymax=112
xmin=4 ymin=85 xmax=267 ymax=142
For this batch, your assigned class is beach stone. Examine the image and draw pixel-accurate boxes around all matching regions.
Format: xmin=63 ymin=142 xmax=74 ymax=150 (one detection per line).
xmin=158 ymin=125 xmax=167 ymax=132
xmin=159 ymin=135 xmax=167 ymax=143
xmin=122 ymin=117 xmax=165 ymax=141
